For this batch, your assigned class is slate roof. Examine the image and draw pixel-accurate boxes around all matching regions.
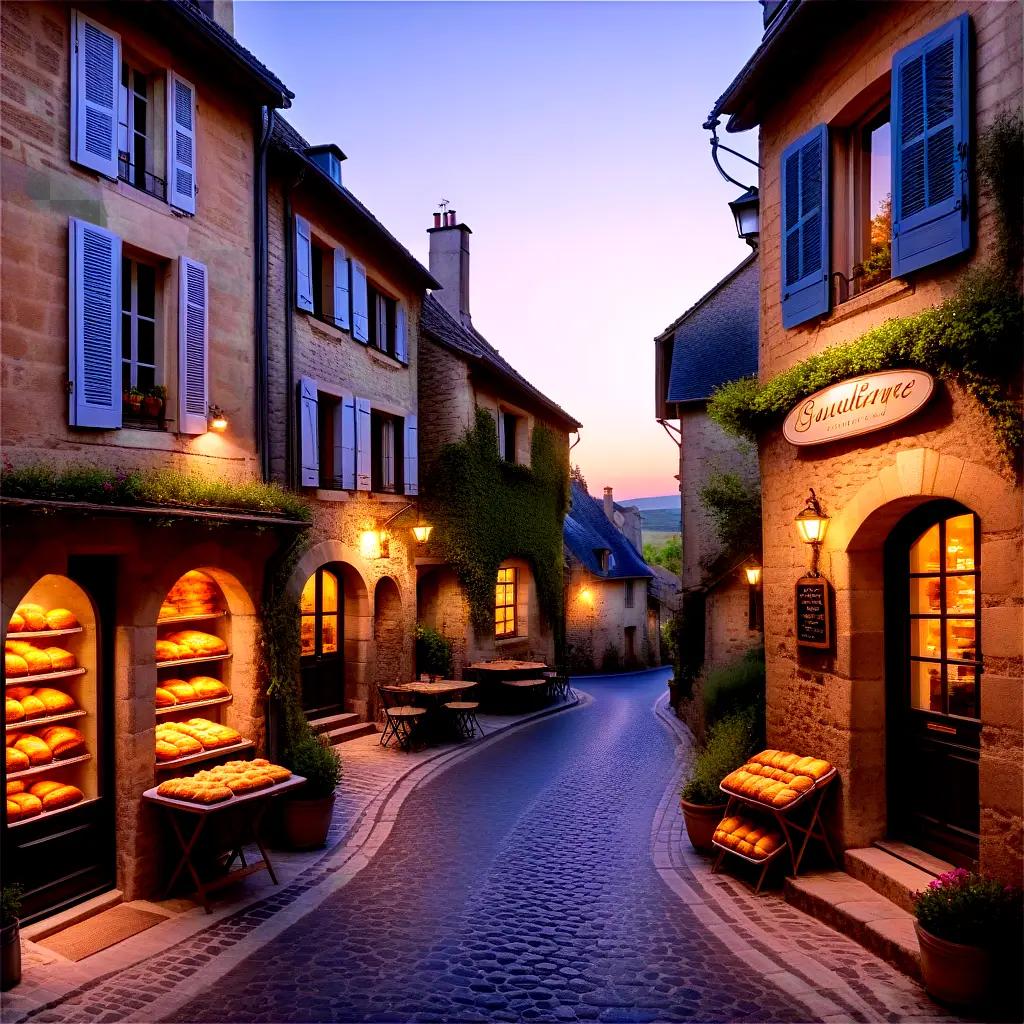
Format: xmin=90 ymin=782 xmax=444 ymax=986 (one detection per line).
xmin=661 ymin=252 xmax=758 ymax=406
xmin=270 ymin=117 xmax=438 ymax=290
xmin=421 ymin=296 xmax=581 ymax=430
xmin=564 ymin=481 xmax=653 ymax=581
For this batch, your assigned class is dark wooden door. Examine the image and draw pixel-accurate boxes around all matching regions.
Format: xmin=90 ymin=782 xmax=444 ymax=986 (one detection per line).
xmin=886 ymin=502 xmax=981 ymax=867
xmin=300 ymin=565 xmax=344 ymax=718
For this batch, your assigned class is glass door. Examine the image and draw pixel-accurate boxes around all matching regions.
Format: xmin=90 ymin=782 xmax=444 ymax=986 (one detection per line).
xmin=300 ymin=566 xmax=344 ymax=718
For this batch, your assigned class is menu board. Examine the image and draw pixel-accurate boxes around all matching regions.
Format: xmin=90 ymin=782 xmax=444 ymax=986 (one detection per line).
xmin=795 ymin=577 xmax=831 ymax=649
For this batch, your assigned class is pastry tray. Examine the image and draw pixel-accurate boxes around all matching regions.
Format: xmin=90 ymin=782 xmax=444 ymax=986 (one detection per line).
xmin=143 ymin=773 xmax=306 ymax=813
xmin=156 ymin=653 xmax=231 ymax=669
xmin=6 ymin=667 xmax=86 ymax=685
xmin=7 ymin=752 xmax=92 ymax=780
xmin=157 ymin=612 xmax=228 ymax=627
xmin=6 ymin=795 xmax=100 ymax=829
xmin=155 ymin=695 xmax=232 ymax=716
xmin=7 ymin=708 xmax=87 ymax=730
xmin=154 ymin=739 xmax=254 ymax=772
xmin=720 ymin=765 xmax=837 ymax=813
xmin=711 ymin=833 xmax=788 ymax=866
xmin=9 ymin=626 xmax=84 ymax=640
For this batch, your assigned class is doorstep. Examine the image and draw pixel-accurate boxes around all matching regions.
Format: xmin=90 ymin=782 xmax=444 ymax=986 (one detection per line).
xmin=21 ymin=890 xmax=124 ymax=943
xmin=783 ymin=842 xmax=949 ymax=979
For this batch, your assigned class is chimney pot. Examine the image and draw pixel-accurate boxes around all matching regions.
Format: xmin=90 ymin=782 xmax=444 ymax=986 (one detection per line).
xmin=448 ymin=210 xmax=457 ymax=226
xmin=603 ymin=487 xmax=614 ymax=521
xmin=433 ymin=212 xmax=442 ymax=228
xmin=428 ymin=209 xmax=472 ymax=326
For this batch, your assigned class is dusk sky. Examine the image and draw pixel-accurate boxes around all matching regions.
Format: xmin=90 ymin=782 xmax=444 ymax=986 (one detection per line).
xmin=235 ymin=1 xmax=763 ymax=501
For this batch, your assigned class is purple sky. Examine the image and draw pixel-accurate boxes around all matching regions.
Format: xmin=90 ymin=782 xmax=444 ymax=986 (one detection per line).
xmin=235 ymin=1 xmax=762 ymax=501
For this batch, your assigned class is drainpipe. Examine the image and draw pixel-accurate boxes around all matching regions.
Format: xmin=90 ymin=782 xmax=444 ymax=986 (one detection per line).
xmin=282 ymin=164 xmax=306 ymax=489
xmin=254 ymin=105 xmax=276 ymax=481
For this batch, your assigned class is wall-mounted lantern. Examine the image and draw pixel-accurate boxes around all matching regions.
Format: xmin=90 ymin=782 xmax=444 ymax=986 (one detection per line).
xmin=728 ymin=186 xmax=760 ymax=247
xmin=743 ymin=558 xmax=763 ymax=630
xmin=795 ymin=489 xmax=830 ymax=576
xmin=208 ymin=404 xmax=228 ymax=432
xmin=362 ymin=505 xmax=434 ymax=560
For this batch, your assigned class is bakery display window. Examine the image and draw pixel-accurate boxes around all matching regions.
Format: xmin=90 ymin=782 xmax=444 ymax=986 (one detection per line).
xmin=6 ymin=576 xmax=99 ymax=826
xmin=154 ymin=570 xmax=253 ymax=771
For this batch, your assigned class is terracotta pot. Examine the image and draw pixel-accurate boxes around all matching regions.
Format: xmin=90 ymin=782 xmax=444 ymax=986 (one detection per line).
xmin=916 ymin=923 xmax=994 ymax=1007
xmin=680 ymin=798 xmax=726 ymax=853
xmin=126 ymin=395 xmax=143 ymax=414
xmin=0 ymin=921 xmax=21 ymax=992
xmin=281 ymin=793 xmax=335 ymax=850
xmin=142 ymin=396 xmax=163 ymax=418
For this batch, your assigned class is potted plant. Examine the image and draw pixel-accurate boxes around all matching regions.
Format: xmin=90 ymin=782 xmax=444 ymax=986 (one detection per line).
xmin=280 ymin=733 xmax=342 ymax=850
xmin=1 ymin=884 xmax=23 ymax=992
xmin=142 ymin=385 xmax=166 ymax=419
xmin=679 ymin=710 xmax=757 ymax=853
xmin=415 ymin=625 xmax=453 ymax=681
xmin=913 ymin=868 xmax=1021 ymax=1007
xmin=122 ymin=387 xmax=143 ymax=415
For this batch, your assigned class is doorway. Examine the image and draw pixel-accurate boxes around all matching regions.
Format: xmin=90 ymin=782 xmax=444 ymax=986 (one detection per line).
xmin=885 ymin=501 xmax=981 ymax=867
xmin=300 ymin=564 xmax=344 ymax=718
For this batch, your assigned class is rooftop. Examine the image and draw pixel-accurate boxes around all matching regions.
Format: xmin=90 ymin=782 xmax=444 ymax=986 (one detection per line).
xmin=564 ymin=480 xmax=653 ymax=581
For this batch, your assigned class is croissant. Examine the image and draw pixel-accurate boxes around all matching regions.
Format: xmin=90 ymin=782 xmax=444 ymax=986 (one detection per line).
xmin=45 ymin=608 xmax=78 ymax=630
xmin=7 ymin=792 xmax=42 ymax=821
xmin=38 ymin=726 xmax=86 ymax=759
xmin=5 ymin=653 xmax=29 ymax=677
xmin=6 ymin=698 xmax=25 ymax=724
xmin=29 ymin=781 xmax=84 ymax=810
xmin=15 ymin=604 xmax=47 ymax=631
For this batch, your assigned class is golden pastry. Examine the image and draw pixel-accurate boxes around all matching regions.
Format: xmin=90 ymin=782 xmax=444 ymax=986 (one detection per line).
xmin=6 ymin=746 xmax=30 ymax=772
xmin=156 ymin=739 xmax=181 ymax=761
xmin=164 ymin=681 xmax=198 ymax=702
xmin=6 ymin=780 xmax=26 ymax=795
xmin=7 ymin=792 xmax=42 ymax=821
xmin=29 ymin=780 xmax=84 ymax=810
xmin=22 ymin=648 xmax=53 ymax=674
xmin=155 ymin=687 xmax=177 ymax=708
xmin=38 ymin=726 xmax=86 ymax=759
xmin=8 ymin=611 xmax=24 ymax=633
xmin=6 ymin=685 xmax=34 ymax=701
xmin=32 ymin=688 xmax=76 ymax=713
xmin=5 ymin=652 xmax=29 ymax=677
xmin=5 ymin=640 xmax=34 ymax=656
xmin=43 ymin=647 xmax=76 ymax=671
xmin=45 ymin=608 xmax=78 ymax=630
xmin=14 ymin=733 xmax=53 ymax=766
xmin=20 ymin=694 xmax=46 ymax=719
xmin=165 ymin=630 xmax=227 ymax=656
xmin=189 ymin=676 xmax=228 ymax=699
xmin=6 ymin=698 xmax=25 ymax=724
xmin=155 ymin=640 xmax=184 ymax=662
xmin=15 ymin=605 xmax=47 ymax=631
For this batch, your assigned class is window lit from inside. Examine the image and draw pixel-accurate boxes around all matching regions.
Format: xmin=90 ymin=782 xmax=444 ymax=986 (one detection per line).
xmin=118 ymin=63 xmax=165 ymax=200
xmin=371 ymin=410 xmax=403 ymax=493
xmin=300 ymin=568 xmax=339 ymax=659
xmin=495 ymin=567 xmax=517 ymax=637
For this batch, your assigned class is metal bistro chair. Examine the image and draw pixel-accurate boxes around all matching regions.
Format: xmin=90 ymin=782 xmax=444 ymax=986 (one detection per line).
xmin=377 ymin=685 xmax=427 ymax=752
xmin=544 ymin=670 xmax=575 ymax=702
xmin=442 ymin=697 xmax=482 ymax=741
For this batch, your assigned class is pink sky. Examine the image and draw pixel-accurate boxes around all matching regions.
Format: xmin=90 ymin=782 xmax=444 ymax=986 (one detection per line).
xmin=236 ymin=1 xmax=763 ymax=500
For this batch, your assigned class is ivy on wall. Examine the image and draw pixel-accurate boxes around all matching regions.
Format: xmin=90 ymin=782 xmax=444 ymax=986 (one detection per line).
xmin=422 ymin=408 xmax=570 ymax=640
xmin=706 ymin=268 xmax=1023 ymax=468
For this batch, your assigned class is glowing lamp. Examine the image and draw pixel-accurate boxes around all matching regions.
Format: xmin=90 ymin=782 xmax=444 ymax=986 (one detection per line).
xmin=795 ymin=489 xmax=830 ymax=576
xmin=360 ymin=530 xmax=384 ymax=560
xmin=743 ymin=562 xmax=762 ymax=587
xmin=208 ymin=404 xmax=228 ymax=432
xmin=579 ymin=587 xmax=593 ymax=605
xmin=412 ymin=523 xmax=433 ymax=543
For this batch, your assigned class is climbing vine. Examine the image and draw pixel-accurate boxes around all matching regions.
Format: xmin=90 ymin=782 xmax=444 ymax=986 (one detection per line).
xmin=706 ymin=268 xmax=1023 ymax=468
xmin=422 ymin=409 xmax=570 ymax=639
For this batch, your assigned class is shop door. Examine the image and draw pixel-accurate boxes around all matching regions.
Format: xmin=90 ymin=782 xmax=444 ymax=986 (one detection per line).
xmin=886 ymin=504 xmax=981 ymax=867
xmin=300 ymin=566 xmax=344 ymax=718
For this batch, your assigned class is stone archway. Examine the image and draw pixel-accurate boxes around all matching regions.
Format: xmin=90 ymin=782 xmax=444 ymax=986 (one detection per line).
xmin=372 ymin=577 xmax=404 ymax=717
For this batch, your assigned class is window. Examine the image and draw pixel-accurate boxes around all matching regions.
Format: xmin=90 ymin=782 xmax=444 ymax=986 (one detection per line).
xmin=118 ymin=62 xmax=165 ymax=200
xmin=596 ymin=549 xmax=612 ymax=572
xmin=495 ymin=567 xmax=517 ymax=637
xmin=371 ymin=410 xmax=403 ymax=493
xmin=311 ymin=242 xmax=327 ymax=320
xmin=501 ymin=412 xmax=517 ymax=462
xmin=624 ymin=625 xmax=636 ymax=662
xmin=625 ymin=580 xmax=635 ymax=609
xmin=300 ymin=567 xmax=340 ymax=659
xmin=317 ymin=393 xmax=341 ymax=488
xmin=368 ymin=283 xmax=396 ymax=356
xmin=121 ymin=256 xmax=159 ymax=395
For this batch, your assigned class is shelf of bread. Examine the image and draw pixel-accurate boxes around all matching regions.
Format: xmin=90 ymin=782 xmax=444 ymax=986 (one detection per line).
xmin=7 ymin=794 xmax=100 ymax=829
xmin=156 ymin=653 xmax=231 ymax=669
xmin=150 ymin=758 xmax=293 ymax=806
xmin=156 ymin=611 xmax=228 ymax=627
xmin=712 ymin=814 xmax=786 ymax=864
xmin=5 ymin=666 xmax=86 ymax=686
xmin=154 ymin=740 xmax=255 ymax=772
xmin=155 ymin=695 xmax=232 ymax=717
xmin=719 ymin=750 xmax=835 ymax=811
xmin=10 ymin=626 xmax=84 ymax=641
xmin=7 ymin=774 xmax=90 ymax=825
xmin=7 ymin=707 xmax=87 ymax=731
xmin=7 ymin=752 xmax=92 ymax=781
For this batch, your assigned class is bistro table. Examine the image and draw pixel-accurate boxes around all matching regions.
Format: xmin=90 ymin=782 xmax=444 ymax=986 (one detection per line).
xmin=467 ymin=661 xmax=549 ymax=710
xmin=143 ymin=774 xmax=306 ymax=913
xmin=396 ymin=679 xmax=478 ymax=742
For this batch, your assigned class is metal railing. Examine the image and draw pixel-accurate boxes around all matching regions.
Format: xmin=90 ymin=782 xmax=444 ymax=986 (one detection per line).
xmin=118 ymin=155 xmax=167 ymax=202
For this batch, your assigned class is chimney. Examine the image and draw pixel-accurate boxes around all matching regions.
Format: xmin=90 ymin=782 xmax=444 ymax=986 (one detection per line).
xmin=428 ymin=209 xmax=472 ymax=327
xmin=197 ymin=0 xmax=235 ymax=34
xmin=603 ymin=487 xmax=614 ymax=522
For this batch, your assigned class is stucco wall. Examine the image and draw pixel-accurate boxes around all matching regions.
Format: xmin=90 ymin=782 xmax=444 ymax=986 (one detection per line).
xmin=565 ymin=562 xmax=650 ymax=669
xmin=1 ymin=1 xmax=261 ymax=481
xmin=705 ymin=577 xmax=761 ymax=672
xmin=752 ymin=1 xmax=1022 ymax=879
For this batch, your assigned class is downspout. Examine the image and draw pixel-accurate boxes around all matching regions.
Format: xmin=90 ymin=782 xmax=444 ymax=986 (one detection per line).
xmin=254 ymin=105 xmax=276 ymax=481
xmin=282 ymin=163 xmax=306 ymax=488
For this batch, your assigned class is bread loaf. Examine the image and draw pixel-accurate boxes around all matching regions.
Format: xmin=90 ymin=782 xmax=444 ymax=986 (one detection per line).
xmin=7 ymin=792 xmax=42 ymax=821
xmin=5 ymin=652 xmax=29 ymax=677
xmin=156 ymin=739 xmax=181 ymax=761
xmin=155 ymin=687 xmax=177 ymax=708
xmin=29 ymin=780 xmax=84 ymax=810
xmin=32 ymin=688 xmax=76 ymax=713
xmin=155 ymin=640 xmax=185 ymax=662
xmin=164 ymin=681 xmax=197 ymax=702
xmin=190 ymin=676 xmax=228 ymax=700
xmin=39 ymin=726 xmax=86 ymax=759
xmin=6 ymin=698 xmax=25 ymax=724
xmin=6 ymin=780 xmax=25 ymax=795
xmin=14 ymin=734 xmax=53 ymax=766
xmin=8 ymin=612 xmax=24 ymax=633
xmin=43 ymin=647 xmax=76 ymax=671
xmin=165 ymin=631 xmax=227 ymax=656
xmin=15 ymin=605 xmax=47 ymax=631
xmin=22 ymin=648 xmax=52 ymax=674
xmin=20 ymin=695 xmax=46 ymax=719
xmin=45 ymin=608 xmax=78 ymax=630
xmin=6 ymin=685 xmax=33 ymax=701
xmin=6 ymin=747 xmax=29 ymax=772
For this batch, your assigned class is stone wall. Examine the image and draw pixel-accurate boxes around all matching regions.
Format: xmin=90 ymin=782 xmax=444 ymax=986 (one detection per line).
xmin=753 ymin=0 xmax=1023 ymax=880
xmin=705 ymin=577 xmax=761 ymax=672
xmin=1 ymin=1 xmax=262 ymax=482
xmin=417 ymin=338 xmax=474 ymax=473
xmin=565 ymin=562 xmax=651 ymax=670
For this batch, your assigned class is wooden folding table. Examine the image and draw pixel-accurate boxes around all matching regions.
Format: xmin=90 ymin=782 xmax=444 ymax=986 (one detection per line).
xmin=143 ymin=774 xmax=306 ymax=913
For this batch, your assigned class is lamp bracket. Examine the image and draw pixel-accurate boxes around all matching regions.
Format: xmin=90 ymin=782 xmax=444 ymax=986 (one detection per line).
xmin=704 ymin=116 xmax=762 ymax=191
xmin=381 ymin=503 xmax=416 ymax=531
xmin=803 ymin=488 xmax=826 ymax=518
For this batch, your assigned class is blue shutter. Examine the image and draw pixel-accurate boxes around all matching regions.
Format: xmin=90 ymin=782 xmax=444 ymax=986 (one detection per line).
xmin=780 ymin=124 xmax=829 ymax=329
xmin=298 ymin=377 xmax=319 ymax=488
xmin=891 ymin=14 xmax=970 ymax=277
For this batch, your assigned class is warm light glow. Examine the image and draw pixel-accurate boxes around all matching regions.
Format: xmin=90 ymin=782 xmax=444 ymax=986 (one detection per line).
xmin=795 ymin=511 xmax=829 ymax=544
xmin=579 ymin=587 xmax=593 ymax=605
xmin=744 ymin=565 xmax=762 ymax=587
xmin=210 ymin=415 xmax=228 ymax=432
xmin=360 ymin=530 xmax=383 ymax=560
xmin=412 ymin=524 xmax=433 ymax=543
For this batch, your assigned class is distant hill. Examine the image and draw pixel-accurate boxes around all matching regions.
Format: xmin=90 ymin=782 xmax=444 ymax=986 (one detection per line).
xmin=621 ymin=494 xmax=677 ymax=511
xmin=640 ymin=508 xmax=681 ymax=534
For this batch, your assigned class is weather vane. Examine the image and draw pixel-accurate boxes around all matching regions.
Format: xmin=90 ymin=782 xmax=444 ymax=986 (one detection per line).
xmin=438 ymin=198 xmax=450 ymax=214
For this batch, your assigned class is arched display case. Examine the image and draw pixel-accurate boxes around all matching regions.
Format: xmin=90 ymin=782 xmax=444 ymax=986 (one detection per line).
xmin=153 ymin=570 xmax=253 ymax=772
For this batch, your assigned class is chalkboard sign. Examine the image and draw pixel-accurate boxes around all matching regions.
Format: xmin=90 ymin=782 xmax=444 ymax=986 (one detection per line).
xmin=795 ymin=577 xmax=831 ymax=649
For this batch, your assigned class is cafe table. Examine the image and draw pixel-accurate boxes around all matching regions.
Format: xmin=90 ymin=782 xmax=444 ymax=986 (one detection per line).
xmin=467 ymin=660 xmax=549 ymax=709
xmin=395 ymin=679 xmax=478 ymax=742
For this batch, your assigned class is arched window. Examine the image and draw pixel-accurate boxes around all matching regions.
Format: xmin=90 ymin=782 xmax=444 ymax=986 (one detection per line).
xmin=300 ymin=566 xmax=344 ymax=716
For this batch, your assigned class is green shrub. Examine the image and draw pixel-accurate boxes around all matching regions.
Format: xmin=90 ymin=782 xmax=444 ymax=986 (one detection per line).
xmin=600 ymin=644 xmax=623 ymax=674
xmin=681 ymin=708 xmax=760 ymax=805
xmin=914 ymin=869 xmax=1022 ymax=947
xmin=1 ymin=884 xmax=22 ymax=927
xmin=703 ymin=646 xmax=765 ymax=727
xmin=698 ymin=472 xmax=761 ymax=563
xmin=978 ymin=109 xmax=1023 ymax=273
xmin=415 ymin=625 xmax=453 ymax=678
xmin=286 ymin=734 xmax=342 ymax=800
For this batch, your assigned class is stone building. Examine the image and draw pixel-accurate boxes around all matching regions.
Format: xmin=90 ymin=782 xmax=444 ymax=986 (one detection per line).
xmin=416 ymin=213 xmax=581 ymax=672
xmin=654 ymin=253 xmax=762 ymax=674
xmin=264 ymin=118 xmax=438 ymax=741
xmin=564 ymin=481 xmax=657 ymax=671
xmin=0 ymin=0 xmax=295 ymax=920
xmin=708 ymin=0 xmax=1022 ymax=882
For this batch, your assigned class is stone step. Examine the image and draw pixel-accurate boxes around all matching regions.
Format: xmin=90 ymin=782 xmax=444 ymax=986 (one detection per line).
xmin=309 ymin=712 xmax=360 ymax=735
xmin=844 ymin=846 xmax=938 ymax=914
xmin=784 ymin=871 xmax=920 ymax=979
xmin=873 ymin=839 xmax=955 ymax=878
xmin=323 ymin=721 xmax=377 ymax=745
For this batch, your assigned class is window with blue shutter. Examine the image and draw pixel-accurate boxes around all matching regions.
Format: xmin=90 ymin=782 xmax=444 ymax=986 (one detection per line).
xmin=178 ymin=257 xmax=208 ymax=435
xmin=781 ymin=124 xmax=829 ymax=328
xmin=891 ymin=14 xmax=970 ymax=277
xmin=70 ymin=12 xmax=120 ymax=178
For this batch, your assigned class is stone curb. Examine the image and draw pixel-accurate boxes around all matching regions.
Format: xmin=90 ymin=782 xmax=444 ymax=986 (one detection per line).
xmin=4 ymin=693 xmax=588 ymax=1024
xmin=650 ymin=694 xmax=952 ymax=1024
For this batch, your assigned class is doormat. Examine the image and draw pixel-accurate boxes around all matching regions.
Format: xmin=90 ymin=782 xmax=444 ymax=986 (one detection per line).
xmin=37 ymin=905 xmax=167 ymax=962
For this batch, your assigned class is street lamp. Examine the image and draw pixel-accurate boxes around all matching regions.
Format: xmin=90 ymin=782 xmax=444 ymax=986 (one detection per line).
xmin=795 ymin=489 xmax=830 ymax=576
xmin=728 ymin=186 xmax=760 ymax=247
xmin=743 ymin=560 xmax=763 ymax=587
xmin=743 ymin=559 xmax=763 ymax=630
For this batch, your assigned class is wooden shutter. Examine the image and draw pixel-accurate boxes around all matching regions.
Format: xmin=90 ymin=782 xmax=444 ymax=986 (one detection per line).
xmin=340 ymin=392 xmax=356 ymax=489
xmin=351 ymin=260 xmax=369 ymax=342
xmin=178 ymin=257 xmax=209 ymax=434
xmin=780 ymin=124 xmax=829 ymax=329
xmin=167 ymin=72 xmax=197 ymax=214
xmin=68 ymin=217 xmax=121 ymax=428
xmin=299 ymin=377 xmax=319 ymax=487
xmin=333 ymin=249 xmax=351 ymax=330
xmin=891 ymin=14 xmax=970 ymax=277
xmin=404 ymin=414 xmax=419 ymax=495
xmin=395 ymin=303 xmax=408 ymax=363
xmin=70 ymin=11 xmax=119 ymax=178
xmin=295 ymin=214 xmax=313 ymax=312
xmin=355 ymin=397 xmax=372 ymax=490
